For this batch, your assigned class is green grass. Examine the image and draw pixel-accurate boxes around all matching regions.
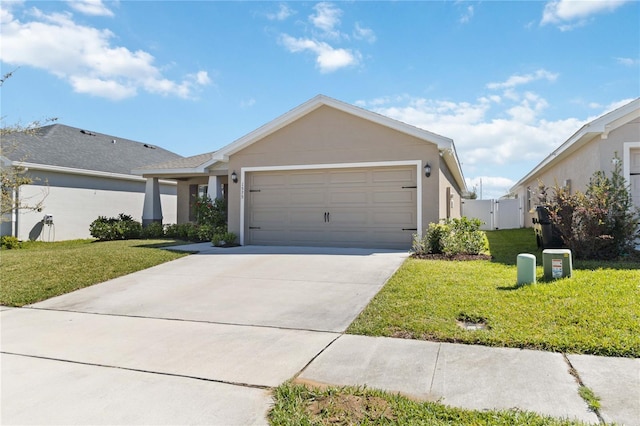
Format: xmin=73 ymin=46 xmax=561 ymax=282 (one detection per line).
xmin=269 ymin=383 xmax=593 ymax=426
xmin=0 ymin=239 xmax=190 ymax=307
xmin=578 ymin=386 xmax=601 ymax=413
xmin=348 ymin=228 xmax=640 ymax=357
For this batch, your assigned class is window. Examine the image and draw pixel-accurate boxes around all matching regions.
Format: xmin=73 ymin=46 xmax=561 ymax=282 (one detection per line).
xmin=197 ymin=184 xmax=208 ymax=198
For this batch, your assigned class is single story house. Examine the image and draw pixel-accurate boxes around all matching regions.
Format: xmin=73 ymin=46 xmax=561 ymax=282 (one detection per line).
xmin=1 ymin=124 xmax=182 ymax=241
xmin=134 ymin=95 xmax=466 ymax=249
xmin=510 ymin=98 xmax=640 ymax=227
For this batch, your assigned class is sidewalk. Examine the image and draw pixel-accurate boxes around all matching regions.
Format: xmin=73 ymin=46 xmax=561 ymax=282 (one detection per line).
xmin=298 ymin=334 xmax=640 ymax=426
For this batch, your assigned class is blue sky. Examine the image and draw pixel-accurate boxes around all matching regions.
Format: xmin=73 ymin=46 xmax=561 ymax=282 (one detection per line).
xmin=2 ymin=0 xmax=639 ymax=199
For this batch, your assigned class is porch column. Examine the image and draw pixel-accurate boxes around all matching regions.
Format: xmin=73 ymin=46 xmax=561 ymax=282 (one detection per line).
xmin=207 ymin=175 xmax=224 ymax=200
xmin=142 ymin=177 xmax=163 ymax=226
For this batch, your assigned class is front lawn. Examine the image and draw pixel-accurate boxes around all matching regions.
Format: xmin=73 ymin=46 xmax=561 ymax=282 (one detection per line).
xmin=348 ymin=228 xmax=640 ymax=357
xmin=269 ymin=383 xmax=591 ymax=426
xmin=0 ymin=239 xmax=190 ymax=307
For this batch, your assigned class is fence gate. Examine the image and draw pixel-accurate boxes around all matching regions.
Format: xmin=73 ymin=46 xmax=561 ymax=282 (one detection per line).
xmin=461 ymin=199 xmax=521 ymax=230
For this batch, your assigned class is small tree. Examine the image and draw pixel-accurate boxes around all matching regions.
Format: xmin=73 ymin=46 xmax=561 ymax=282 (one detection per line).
xmin=539 ymin=154 xmax=640 ymax=260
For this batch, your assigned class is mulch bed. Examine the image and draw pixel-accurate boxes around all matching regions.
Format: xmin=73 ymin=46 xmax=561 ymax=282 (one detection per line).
xmin=411 ymin=253 xmax=493 ymax=261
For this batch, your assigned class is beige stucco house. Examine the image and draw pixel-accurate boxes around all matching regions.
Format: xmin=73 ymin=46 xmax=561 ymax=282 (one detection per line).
xmin=510 ymin=98 xmax=640 ymax=228
xmin=135 ymin=95 xmax=466 ymax=249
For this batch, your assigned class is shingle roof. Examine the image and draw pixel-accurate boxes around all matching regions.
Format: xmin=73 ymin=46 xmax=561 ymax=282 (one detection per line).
xmin=135 ymin=152 xmax=215 ymax=171
xmin=1 ymin=124 xmax=182 ymax=175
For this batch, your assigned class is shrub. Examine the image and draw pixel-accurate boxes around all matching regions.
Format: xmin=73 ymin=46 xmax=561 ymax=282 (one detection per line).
xmin=89 ymin=213 xmax=142 ymax=241
xmin=539 ymin=154 xmax=640 ymax=260
xmin=192 ymin=195 xmax=227 ymax=228
xmin=141 ymin=221 xmax=165 ymax=239
xmin=1 ymin=235 xmax=21 ymax=249
xmin=163 ymin=223 xmax=179 ymax=238
xmin=212 ymin=228 xmax=237 ymax=246
xmin=412 ymin=217 xmax=488 ymax=256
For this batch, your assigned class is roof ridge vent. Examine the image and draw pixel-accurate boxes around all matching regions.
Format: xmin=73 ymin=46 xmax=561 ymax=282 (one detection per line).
xmin=80 ymin=129 xmax=96 ymax=136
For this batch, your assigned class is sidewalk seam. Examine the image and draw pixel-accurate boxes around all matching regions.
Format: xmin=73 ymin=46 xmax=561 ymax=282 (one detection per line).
xmin=290 ymin=334 xmax=343 ymax=381
xmin=428 ymin=343 xmax=442 ymax=394
xmin=563 ymin=353 xmax=605 ymax=424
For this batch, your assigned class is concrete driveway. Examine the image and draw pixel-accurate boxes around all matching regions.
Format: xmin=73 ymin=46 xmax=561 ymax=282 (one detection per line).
xmin=1 ymin=245 xmax=408 ymax=425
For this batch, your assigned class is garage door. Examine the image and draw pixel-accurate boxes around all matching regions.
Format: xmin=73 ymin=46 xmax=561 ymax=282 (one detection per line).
xmin=245 ymin=166 xmax=417 ymax=249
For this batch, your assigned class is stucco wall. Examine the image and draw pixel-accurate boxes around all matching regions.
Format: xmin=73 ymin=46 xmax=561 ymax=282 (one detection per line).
xmin=438 ymin=162 xmax=463 ymax=219
xmin=8 ymin=170 xmax=176 ymax=241
xmin=517 ymin=119 xmax=640 ymax=227
xmin=224 ymin=105 xmax=446 ymax=238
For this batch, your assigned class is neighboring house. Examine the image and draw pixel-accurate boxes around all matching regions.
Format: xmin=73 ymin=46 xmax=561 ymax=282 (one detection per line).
xmin=1 ymin=124 xmax=182 ymax=241
xmin=135 ymin=95 xmax=466 ymax=249
xmin=510 ymin=98 xmax=640 ymax=228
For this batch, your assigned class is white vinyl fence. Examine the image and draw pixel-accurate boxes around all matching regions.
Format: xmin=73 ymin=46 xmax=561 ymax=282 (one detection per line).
xmin=461 ymin=199 xmax=521 ymax=230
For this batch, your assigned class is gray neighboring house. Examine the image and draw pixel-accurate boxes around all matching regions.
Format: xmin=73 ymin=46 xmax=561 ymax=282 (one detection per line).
xmin=1 ymin=124 xmax=182 ymax=241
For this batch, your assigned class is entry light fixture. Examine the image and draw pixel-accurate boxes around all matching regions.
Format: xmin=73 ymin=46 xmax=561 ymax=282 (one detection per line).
xmin=231 ymin=170 xmax=238 ymax=183
xmin=424 ymin=163 xmax=431 ymax=178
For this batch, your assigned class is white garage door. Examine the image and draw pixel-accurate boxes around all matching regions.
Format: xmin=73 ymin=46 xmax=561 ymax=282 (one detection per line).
xmin=245 ymin=166 xmax=417 ymax=249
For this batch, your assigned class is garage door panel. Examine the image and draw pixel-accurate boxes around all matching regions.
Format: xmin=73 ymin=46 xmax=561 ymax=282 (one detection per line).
xmin=328 ymin=211 xmax=368 ymax=225
xmin=329 ymin=190 xmax=368 ymax=205
xmin=290 ymin=172 xmax=327 ymax=186
xmin=289 ymin=210 xmax=324 ymax=225
xmin=250 ymin=210 xmax=286 ymax=225
xmin=329 ymin=171 xmax=368 ymax=185
xmin=250 ymin=173 xmax=287 ymax=187
xmin=290 ymin=191 xmax=326 ymax=206
xmin=372 ymin=211 xmax=416 ymax=226
xmin=372 ymin=169 xmax=415 ymax=183
xmin=250 ymin=191 xmax=287 ymax=206
xmin=373 ymin=190 xmax=415 ymax=204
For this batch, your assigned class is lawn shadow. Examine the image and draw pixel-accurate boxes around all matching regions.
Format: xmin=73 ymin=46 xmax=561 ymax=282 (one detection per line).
xmin=485 ymin=229 xmax=640 ymax=271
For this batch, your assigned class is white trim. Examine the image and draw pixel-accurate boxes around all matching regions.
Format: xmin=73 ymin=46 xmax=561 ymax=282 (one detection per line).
xmin=11 ymin=162 xmax=176 ymax=185
xmin=239 ymin=160 xmax=422 ymax=246
xmin=623 ymin=142 xmax=640 ymax=183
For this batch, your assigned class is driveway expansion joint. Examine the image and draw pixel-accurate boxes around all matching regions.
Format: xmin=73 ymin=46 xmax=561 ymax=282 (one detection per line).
xmin=20 ymin=306 xmax=343 ymax=334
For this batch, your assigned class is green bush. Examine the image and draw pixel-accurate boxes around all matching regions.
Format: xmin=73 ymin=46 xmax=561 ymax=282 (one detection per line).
xmin=211 ymin=229 xmax=237 ymax=246
xmin=163 ymin=223 xmax=179 ymax=238
xmin=89 ymin=213 xmax=142 ymax=241
xmin=1 ymin=235 xmax=21 ymax=250
xmin=413 ymin=217 xmax=488 ymax=256
xmin=192 ymin=195 xmax=227 ymax=228
xmin=141 ymin=222 xmax=165 ymax=239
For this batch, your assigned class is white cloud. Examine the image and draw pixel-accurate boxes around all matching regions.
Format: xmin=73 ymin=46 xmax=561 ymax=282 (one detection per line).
xmin=267 ymin=3 xmax=294 ymax=21
xmin=280 ymin=34 xmax=360 ymax=73
xmin=459 ymin=5 xmax=474 ymax=24
xmin=0 ymin=5 xmax=210 ymax=100
xmin=240 ymin=98 xmax=256 ymax=108
xmin=66 ymin=0 xmax=114 ymax=17
xmin=487 ymin=69 xmax=558 ymax=90
xmin=541 ymin=0 xmax=631 ymax=30
xmin=310 ymin=2 xmax=342 ymax=37
xmin=356 ymin=90 xmax=590 ymax=199
xmin=615 ymin=57 xmax=640 ymax=66
xmin=353 ymin=22 xmax=376 ymax=43
xmin=466 ymin=176 xmax=516 ymax=199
